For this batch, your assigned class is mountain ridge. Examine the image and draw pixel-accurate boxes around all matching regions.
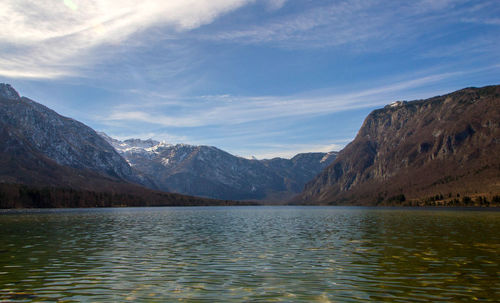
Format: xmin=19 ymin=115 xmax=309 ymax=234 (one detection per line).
xmin=101 ymin=134 xmax=337 ymax=201
xmin=296 ymin=85 xmax=500 ymax=206
xmin=0 ymin=87 xmax=155 ymax=188
xmin=0 ymin=83 xmax=243 ymax=208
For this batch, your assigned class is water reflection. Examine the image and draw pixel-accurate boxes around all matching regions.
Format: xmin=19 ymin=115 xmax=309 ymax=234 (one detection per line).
xmin=0 ymin=207 xmax=499 ymax=301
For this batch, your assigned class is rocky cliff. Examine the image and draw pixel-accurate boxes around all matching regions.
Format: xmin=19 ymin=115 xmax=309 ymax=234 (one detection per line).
xmin=297 ymin=85 xmax=500 ymax=205
xmin=0 ymin=84 xmax=246 ymax=208
xmin=0 ymin=84 xmax=153 ymax=188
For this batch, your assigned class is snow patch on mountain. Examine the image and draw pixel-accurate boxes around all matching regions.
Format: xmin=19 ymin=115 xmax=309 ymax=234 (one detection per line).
xmin=100 ymin=134 xmax=338 ymax=201
xmin=320 ymin=151 xmax=337 ymax=163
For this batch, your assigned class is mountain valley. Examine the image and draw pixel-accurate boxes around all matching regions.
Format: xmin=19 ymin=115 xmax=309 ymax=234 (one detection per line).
xmin=1 ymin=83 xmax=499 ymax=207
xmin=101 ymin=133 xmax=337 ymax=201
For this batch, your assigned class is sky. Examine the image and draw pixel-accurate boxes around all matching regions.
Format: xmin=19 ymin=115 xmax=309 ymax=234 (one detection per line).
xmin=0 ymin=0 xmax=499 ymax=159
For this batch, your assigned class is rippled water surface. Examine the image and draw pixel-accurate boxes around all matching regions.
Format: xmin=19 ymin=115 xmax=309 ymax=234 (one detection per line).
xmin=0 ymin=207 xmax=499 ymax=302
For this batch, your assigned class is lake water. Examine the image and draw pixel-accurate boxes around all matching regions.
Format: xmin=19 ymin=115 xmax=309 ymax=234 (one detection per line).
xmin=0 ymin=207 xmax=498 ymax=302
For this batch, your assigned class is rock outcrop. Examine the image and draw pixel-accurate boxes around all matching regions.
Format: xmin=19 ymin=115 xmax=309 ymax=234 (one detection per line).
xmin=0 ymin=84 xmax=244 ymax=208
xmin=297 ymin=85 xmax=500 ymax=205
xmin=0 ymin=84 xmax=153 ymax=188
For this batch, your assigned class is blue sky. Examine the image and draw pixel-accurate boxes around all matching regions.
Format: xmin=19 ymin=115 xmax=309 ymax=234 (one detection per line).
xmin=1 ymin=0 xmax=499 ymax=158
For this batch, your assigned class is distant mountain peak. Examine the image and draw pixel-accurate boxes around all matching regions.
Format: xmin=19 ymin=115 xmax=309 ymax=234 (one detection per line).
xmin=101 ymin=134 xmax=338 ymax=201
xmin=0 ymin=83 xmax=21 ymax=101
xmin=123 ymin=138 xmax=161 ymax=147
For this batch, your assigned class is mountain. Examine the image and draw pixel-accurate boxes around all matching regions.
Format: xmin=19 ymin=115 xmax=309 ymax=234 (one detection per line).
xmin=0 ymin=84 xmax=241 ymax=208
xmin=296 ymin=85 xmax=500 ymax=206
xmin=0 ymin=83 xmax=152 ymax=188
xmin=261 ymin=153 xmax=338 ymax=194
xmin=101 ymin=133 xmax=337 ymax=201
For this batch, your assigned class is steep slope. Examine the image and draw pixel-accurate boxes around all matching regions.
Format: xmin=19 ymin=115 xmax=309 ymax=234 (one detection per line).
xmin=297 ymin=85 xmax=500 ymax=206
xmin=102 ymin=134 xmax=337 ymax=201
xmin=0 ymin=84 xmax=153 ymax=187
xmin=261 ymin=153 xmax=337 ymax=194
xmin=0 ymin=84 xmax=243 ymax=208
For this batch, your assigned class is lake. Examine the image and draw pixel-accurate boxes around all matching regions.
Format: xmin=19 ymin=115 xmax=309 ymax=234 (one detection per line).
xmin=0 ymin=207 xmax=499 ymax=302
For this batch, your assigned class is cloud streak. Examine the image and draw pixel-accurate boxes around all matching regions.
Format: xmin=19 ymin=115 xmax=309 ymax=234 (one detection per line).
xmin=97 ymin=63 xmax=499 ymax=158
xmin=199 ymin=0 xmax=499 ymax=51
xmin=101 ymin=70 xmax=474 ymax=128
xmin=3 ymin=0 xmax=498 ymax=79
xmin=0 ymin=0 xmax=255 ymax=78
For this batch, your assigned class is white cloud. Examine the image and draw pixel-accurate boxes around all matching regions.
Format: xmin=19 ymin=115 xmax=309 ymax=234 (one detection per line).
xmin=461 ymin=17 xmax=500 ymax=25
xmin=106 ymin=110 xmax=203 ymax=128
xmin=101 ymin=70 xmax=471 ymax=128
xmin=200 ymin=0 xmax=496 ymax=50
xmin=2 ymin=0 xmax=497 ymax=79
xmin=1 ymin=0 xmax=254 ymax=44
xmin=266 ymin=0 xmax=287 ymax=11
xmin=0 ymin=0 xmax=254 ymax=78
xmin=416 ymin=0 xmax=457 ymax=11
xmin=202 ymin=1 xmax=375 ymax=47
xmin=94 ymin=63 xmax=499 ymax=158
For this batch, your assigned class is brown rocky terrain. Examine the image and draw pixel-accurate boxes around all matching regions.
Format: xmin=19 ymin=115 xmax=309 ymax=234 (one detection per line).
xmin=296 ymin=85 xmax=500 ymax=206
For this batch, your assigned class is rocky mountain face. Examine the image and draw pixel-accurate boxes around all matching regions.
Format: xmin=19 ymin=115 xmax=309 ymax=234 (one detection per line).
xmin=297 ymin=85 xmax=500 ymax=205
xmin=0 ymin=84 xmax=248 ymax=208
xmin=0 ymin=84 xmax=153 ymax=190
xmin=261 ymin=153 xmax=337 ymax=194
xmin=101 ymin=133 xmax=337 ymax=201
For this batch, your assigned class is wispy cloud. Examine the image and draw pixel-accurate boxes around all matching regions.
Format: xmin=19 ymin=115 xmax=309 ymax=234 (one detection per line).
xmin=96 ymin=63 xmax=499 ymax=158
xmin=461 ymin=17 xmax=500 ymax=25
xmin=2 ymin=0 xmax=498 ymax=79
xmin=3 ymin=0 xmax=498 ymax=160
xmin=199 ymin=0 xmax=498 ymax=50
xmin=100 ymin=70 xmax=469 ymax=128
xmin=0 ymin=0 xmax=256 ymax=78
xmin=418 ymin=35 xmax=500 ymax=59
xmin=265 ymin=0 xmax=287 ymax=11
xmin=200 ymin=0 xmax=378 ymax=47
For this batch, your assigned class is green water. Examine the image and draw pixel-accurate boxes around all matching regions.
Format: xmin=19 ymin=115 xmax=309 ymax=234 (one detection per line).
xmin=0 ymin=207 xmax=498 ymax=302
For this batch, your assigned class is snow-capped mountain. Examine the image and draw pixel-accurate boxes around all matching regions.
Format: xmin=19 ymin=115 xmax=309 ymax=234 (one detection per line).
xmin=0 ymin=83 xmax=336 ymax=203
xmin=102 ymin=134 xmax=337 ymax=201
xmin=99 ymin=133 xmax=161 ymax=154
xmin=0 ymin=84 xmax=153 ymax=189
